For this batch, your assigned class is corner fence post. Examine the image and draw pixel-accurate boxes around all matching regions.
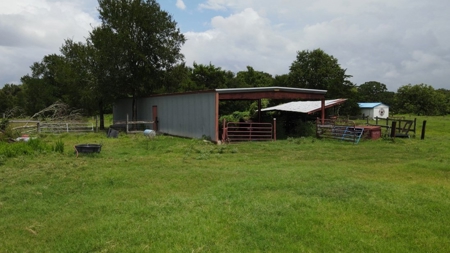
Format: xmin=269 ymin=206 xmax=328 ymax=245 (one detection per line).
xmin=390 ymin=121 xmax=397 ymax=139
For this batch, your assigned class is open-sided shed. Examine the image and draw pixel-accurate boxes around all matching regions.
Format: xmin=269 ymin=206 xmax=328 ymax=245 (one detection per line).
xmin=113 ymin=87 xmax=327 ymax=142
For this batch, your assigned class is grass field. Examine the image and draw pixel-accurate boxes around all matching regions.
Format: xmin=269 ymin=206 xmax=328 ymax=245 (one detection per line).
xmin=1 ymin=116 xmax=449 ymax=252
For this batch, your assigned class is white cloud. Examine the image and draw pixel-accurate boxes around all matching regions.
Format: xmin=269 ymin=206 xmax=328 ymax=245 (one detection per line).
xmin=182 ymin=0 xmax=450 ymax=90
xmin=176 ymin=0 xmax=186 ymax=10
xmin=0 ymin=0 xmax=98 ymax=85
xmin=198 ymin=0 xmax=228 ymax=11
xmin=183 ymin=8 xmax=295 ymax=75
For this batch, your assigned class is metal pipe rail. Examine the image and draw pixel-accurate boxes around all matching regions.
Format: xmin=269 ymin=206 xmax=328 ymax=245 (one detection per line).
xmin=224 ymin=121 xmax=274 ymax=142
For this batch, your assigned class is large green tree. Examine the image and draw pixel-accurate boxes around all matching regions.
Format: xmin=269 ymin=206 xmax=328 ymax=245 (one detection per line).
xmin=357 ymin=81 xmax=388 ymax=102
xmin=94 ymin=0 xmax=186 ymax=121
xmin=0 ymin=84 xmax=24 ymax=115
xmin=184 ymin=63 xmax=235 ymax=91
xmin=288 ymin=48 xmax=358 ymax=115
xmin=20 ymin=54 xmax=68 ymax=115
xmin=235 ymin=66 xmax=273 ymax=88
xmin=357 ymin=81 xmax=396 ymax=111
xmin=396 ymin=84 xmax=446 ymax=115
xmin=288 ymin=49 xmax=353 ymax=96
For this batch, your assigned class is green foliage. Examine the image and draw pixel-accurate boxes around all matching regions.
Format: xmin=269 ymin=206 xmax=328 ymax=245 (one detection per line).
xmin=357 ymin=81 xmax=388 ymax=102
xmin=0 ymin=84 xmax=24 ymax=114
xmin=396 ymin=84 xmax=447 ymax=115
xmin=288 ymin=48 xmax=355 ymax=99
xmin=219 ymin=111 xmax=251 ymax=124
xmin=0 ymin=121 xmax=20 ymax=142
xmin=0 ymin=118 xmax=8 ymax=131
xmin=52 ymin=139 xmax=65 ymax=154
xmin=236 ymin=66 xmax=273 ymax=87
xmin=0 ymin=138 xmax=49 ymax=158
xmin=181 ymin=63 xmax=236 ymax=91
xmin=94 ymin=0 xmax=186 ymax=121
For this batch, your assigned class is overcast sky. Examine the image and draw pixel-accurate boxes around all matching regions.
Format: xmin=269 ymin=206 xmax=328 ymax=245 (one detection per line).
xmin=1 ymin=0 xmax=449 ymax=91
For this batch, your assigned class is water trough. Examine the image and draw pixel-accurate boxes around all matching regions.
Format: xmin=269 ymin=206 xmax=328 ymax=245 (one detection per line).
xmin=75 ymin=144 xmax=102 ymax=156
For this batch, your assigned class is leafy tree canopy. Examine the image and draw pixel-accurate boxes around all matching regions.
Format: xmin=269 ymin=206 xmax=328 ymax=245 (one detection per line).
xmin=94 ymin=0 xmax=186 ymax=120
xmin=288 ymin=49 xmax=354 ymax=97
xmin=396 ymin=83 xmax=446 ymax=116
xmin=288 ymin=48 xmax=358 ymax=115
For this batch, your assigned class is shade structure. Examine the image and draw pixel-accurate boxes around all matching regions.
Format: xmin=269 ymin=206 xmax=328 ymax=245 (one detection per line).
xmin=261 ymin=98 xmax=347 ymax=114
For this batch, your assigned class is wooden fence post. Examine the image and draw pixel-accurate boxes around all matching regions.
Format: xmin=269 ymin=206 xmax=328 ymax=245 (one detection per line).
xmin=421 ymin=120 xmax=427 ymax=140
xmin=390 ymin=121 xmax=396 ymax=139
xmin=37 ymin=122 xmax=40 ymax=134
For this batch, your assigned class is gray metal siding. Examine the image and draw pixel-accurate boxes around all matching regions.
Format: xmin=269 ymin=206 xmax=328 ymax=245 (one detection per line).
xmin=151 ymin=93 xmax=216 ymax=140
xmin=114 ymin=92 xmax=217 ymax=141
xmin=113 ymin=98 xmax=133 ymax=122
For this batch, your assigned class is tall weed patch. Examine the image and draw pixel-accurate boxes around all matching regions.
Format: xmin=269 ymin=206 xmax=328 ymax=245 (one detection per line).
xmin=0 ymin=138 xmax=50 ymax=158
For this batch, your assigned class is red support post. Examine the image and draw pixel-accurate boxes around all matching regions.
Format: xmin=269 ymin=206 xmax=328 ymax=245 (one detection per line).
xmin=273 ymin=118 xmax=277 ymax=141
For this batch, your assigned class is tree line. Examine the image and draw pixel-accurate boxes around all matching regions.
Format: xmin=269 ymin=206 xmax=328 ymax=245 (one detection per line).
xmin=1 ymin=0 xmax=449 ymax=128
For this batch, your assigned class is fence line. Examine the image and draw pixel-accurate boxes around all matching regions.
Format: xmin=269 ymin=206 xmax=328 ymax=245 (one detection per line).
xmin=10 ymin=120 xmax=97 ymax=134
xmin=112 ymin=114 xmax=155 ymax=134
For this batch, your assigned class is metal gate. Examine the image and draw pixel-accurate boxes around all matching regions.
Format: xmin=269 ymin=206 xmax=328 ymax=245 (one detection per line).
xmin=223 ymin=121 xmax=274 ymax=142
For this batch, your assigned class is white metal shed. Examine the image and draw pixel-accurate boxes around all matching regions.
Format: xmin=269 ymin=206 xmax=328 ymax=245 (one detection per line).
xmin=358 ymin=102 xmax=389 ymax=119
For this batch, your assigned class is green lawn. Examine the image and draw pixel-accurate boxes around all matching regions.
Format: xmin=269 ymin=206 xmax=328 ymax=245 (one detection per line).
xmin=1 ymin=116 xmax=449 ymax=252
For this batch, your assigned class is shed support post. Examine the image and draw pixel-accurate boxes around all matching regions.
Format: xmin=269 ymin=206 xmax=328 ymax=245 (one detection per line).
xmin=258 ymin=99 xmax=261 ymax=122
xmin=321 ymin=99 xmax=325 ymax=124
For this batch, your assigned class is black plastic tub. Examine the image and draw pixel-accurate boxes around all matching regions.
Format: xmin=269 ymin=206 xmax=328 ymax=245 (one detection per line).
xmin=75 ymin=144 xmax=102 ymax=154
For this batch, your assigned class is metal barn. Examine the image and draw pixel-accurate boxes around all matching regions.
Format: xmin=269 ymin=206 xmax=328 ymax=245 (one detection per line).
xmin=358 ymin=102 xmax=389 ymax=119
xmin=113 ymin=87 xmax=327 ymax=142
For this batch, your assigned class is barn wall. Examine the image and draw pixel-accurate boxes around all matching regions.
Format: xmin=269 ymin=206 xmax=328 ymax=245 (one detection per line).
xmin=113 ymin=98 xmax=133 ymax=122
xmin=149 ymin=92 xmax=217 ymax=140
xmin=114 ymin=92 xmax=217 ymax=141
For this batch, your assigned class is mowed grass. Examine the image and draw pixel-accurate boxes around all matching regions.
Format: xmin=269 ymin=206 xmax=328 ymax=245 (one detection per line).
xmin=0 ymin=116 xmax=449 ymax=252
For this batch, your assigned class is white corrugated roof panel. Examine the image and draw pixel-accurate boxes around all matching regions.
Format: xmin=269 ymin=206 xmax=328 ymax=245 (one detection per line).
xmin=261 ymin=99 xmax=347 ymax=114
